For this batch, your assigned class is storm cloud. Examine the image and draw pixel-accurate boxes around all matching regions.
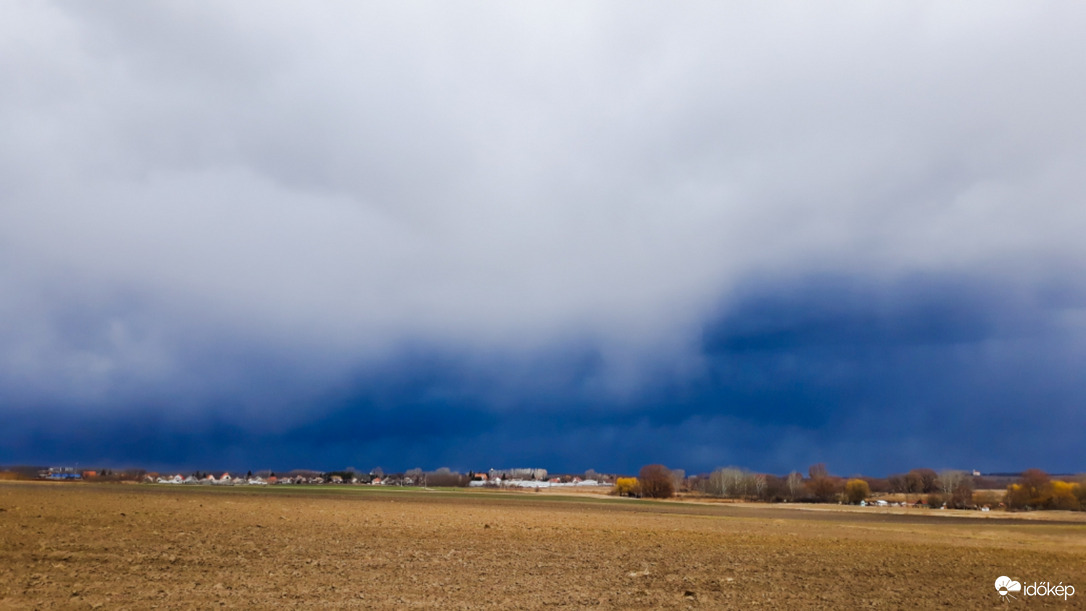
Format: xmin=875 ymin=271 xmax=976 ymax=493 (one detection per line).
xmin=2 ymin=2 xmax=1084 ymax=474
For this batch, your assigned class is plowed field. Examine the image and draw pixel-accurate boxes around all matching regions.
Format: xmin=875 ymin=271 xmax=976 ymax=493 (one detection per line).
xmin=1 ymin=482 xmax=1083 ymax=608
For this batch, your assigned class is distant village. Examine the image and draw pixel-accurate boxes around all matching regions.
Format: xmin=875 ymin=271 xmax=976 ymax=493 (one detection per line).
xmin=24 ymin=465 xmax=613 ymax=489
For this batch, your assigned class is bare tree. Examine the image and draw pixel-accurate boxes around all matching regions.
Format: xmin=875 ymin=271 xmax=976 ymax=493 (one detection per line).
xmin=733 ymin=469 xmax=752 ymax=498
xmin=670 ymin=468 xmax=686 ymax=493
xmin=907 ymin=468 xmax=938 ymax=493
xmin=709 ymin=467 xmax=748 ymax=498
xmin=707 ymin=469 xmax=726 ymax=497
xmin=938 ymin=470 xmax=965 ymax=498
xmin=950 ymin=477 xmax=975 ymax=509
xmin=638 ymin=464 xmax=675 ymax=499
xmin=807 ymin=464 xmax=840 ymax=503
xmin=752 ymin=474 xmax=767 ymax=500
xmin=888 ymin=474 xmax=906 ymax=495
xmin=426 ymin=468 xmax=467 ymax=487
xmin=786 ymin=472 xmax=803 ymax=500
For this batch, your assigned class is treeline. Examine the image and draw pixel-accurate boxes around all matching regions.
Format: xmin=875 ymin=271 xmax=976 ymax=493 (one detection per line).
xmin=0 ymin=466 xmax=149 ymax=482
xmin=618 ymin=464 xmax=1086 ymax=511
xmin=7 ymin=463 xmax=1084 ymax=511
xmin=1004 ymin=469 xmax=1085 ymax=511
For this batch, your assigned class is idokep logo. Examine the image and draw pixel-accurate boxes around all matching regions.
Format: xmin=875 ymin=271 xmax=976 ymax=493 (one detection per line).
xmin=995 ymin=576 xmax=1075 ymax=602
xmin=995 ymin=576 xmax=1021 ymax=599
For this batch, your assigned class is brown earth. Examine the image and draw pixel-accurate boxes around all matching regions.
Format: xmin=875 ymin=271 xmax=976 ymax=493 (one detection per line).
xmin=1 ymin=482 xmax=1083 ymax=609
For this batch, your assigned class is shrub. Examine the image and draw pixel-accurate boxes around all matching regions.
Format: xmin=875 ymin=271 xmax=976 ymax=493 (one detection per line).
xmin=1048 ymin=481 xmax=1081 ymax=511
xmin=1005 ymin=469 xmax=1052 ymax=510
xmin=1004 ymin=484 xmax=1028 ymax=510
xmin=613 ymin=477 xmax=639 ymax=497
xmin=845 ymin=479 xmax=870 ymax=504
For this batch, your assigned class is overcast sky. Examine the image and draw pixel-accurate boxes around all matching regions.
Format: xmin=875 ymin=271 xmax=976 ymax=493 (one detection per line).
xmin=2 ymin=2 xmax=1084 ymax=475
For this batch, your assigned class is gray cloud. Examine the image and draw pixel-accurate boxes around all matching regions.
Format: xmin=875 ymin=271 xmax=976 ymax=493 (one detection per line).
xmin=2 ymin=3 xmax=1085 ymax=463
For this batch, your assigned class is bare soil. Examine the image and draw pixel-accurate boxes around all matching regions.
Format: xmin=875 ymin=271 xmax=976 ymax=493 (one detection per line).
xmin=1 ymin=482 xmax=1083 ymax=609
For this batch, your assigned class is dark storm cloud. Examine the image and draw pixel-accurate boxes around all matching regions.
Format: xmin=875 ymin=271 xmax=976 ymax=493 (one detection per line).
xmin=4 ymin=270 xmax=1083 ymax=475
xmin=2 ymin=3 xmax=1085 ymax=474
